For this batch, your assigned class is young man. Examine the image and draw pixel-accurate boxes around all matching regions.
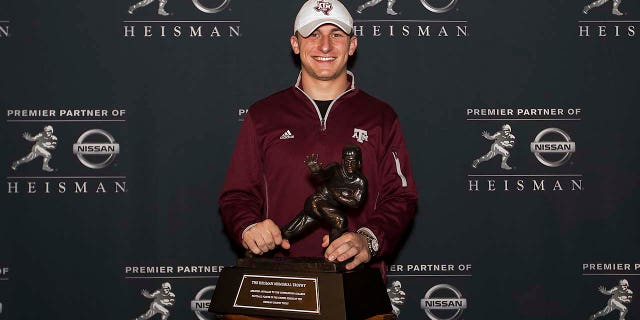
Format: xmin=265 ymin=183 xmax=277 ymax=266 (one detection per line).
xmin=219 ymin=0 xmax=417 ymax=273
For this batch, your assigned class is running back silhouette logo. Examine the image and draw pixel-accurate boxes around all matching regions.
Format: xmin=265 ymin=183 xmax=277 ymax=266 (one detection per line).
xmin=127 ymin=0 xmax=231 ymax=15
xmin=589 ymin=279 xmax=633 ymax=320
xmin=128 ymin=0 xmax=171 ymax=16
xmin=471 ymin=124 xmax=515 ymax=170
xmin=582 ymin=0 xmax=625 ymax=15
xmin=133 ymin=282 xmax=176 ymax=320
xmin=356 ymin=0 xmax=458 ymax=15
xmin=11 ymin=125 xmax=58 ymax=172
xmin=387 ymin=280 xmax=406 ymax=317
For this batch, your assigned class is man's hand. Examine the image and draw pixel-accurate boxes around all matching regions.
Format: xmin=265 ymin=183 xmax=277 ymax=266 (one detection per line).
xmin=598 ymin=286 xmax=607 ymax=294
xmin=322 ymin=232 xmax=371 ymax=270
xmin=242 ymin=219 xmax=290 ymax=255
xmin=481 ymin=131 xmax=491 ymax=139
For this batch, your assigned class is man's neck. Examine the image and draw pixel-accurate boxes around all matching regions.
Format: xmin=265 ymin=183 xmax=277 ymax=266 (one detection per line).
xmin=299 ymin=72 xmax=350 ymax=101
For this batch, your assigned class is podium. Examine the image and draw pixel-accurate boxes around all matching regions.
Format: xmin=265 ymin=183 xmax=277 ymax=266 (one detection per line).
xmin=209 ymin=257 xmax=393 ymax=320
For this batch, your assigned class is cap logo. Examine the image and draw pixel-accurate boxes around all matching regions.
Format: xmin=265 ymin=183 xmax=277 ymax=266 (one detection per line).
xmin=314 ymin=0 xmax=333 ymax=15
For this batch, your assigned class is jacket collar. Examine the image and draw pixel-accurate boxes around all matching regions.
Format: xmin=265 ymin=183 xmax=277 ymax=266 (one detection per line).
xmin=294 ymin=70 xmax=357 ymax=93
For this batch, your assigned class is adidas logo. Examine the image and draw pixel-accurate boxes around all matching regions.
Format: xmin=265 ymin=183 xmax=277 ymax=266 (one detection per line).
xmin=280 ymin=130 xmax=295 ymax=140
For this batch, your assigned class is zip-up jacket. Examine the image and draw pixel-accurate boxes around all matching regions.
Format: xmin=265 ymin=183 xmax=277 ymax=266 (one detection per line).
xmin=219 ymin=72 xmax=418 ymax=266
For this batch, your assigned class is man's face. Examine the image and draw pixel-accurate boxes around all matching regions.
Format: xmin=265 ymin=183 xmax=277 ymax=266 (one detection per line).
xmin=44 ymin=130 xmax=53 ymax=137
xmin=290 ymin=24 xmax=357 ymax=82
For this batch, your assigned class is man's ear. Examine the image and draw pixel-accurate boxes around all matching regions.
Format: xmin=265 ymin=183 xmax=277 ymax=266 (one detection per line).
xmin=290 ymin=35 xmax=300 ymax=54
xmin=348 ymin=36 xmax=358 ymax=56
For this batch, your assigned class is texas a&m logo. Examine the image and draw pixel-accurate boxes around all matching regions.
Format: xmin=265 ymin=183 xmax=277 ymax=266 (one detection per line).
xmin=315 ymin=0 xmax=333 ymax=15
xmin=353 ymin=128 xmax=368 ymax=143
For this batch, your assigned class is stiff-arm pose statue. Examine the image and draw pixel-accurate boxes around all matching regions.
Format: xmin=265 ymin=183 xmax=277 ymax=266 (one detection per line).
xmin=282 ymin=145 xmax=367 ymax=245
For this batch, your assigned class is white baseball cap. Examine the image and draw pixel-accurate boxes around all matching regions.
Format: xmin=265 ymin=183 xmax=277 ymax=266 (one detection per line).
xmin=293 ymin=0 xmax=353 ymax=37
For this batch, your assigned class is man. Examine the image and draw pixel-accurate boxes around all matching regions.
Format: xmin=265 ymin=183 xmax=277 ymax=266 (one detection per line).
xmin=471 ymin=124 xmax=515 ymax=170
xmin=128 ymin=0 xmax=170 ymax=16
xmin=133 ymin=282 xmax=175 ymax=320
xmin=387 ymin=280 xmax=406 ymax=317
xmin=219 ymin=0 xmax=417 ymax=273
xmin=281 ymin=146 xmax=368 ymax=244
xmin=589 ymin=279 xmax=633 ymax=320
xmin=582 ymin=0 xmax=624 ymax=15
xmin=12 ymin=125 xmax=57 ymax=172
xmin=357 ymin=0 xmax=399 ymax=16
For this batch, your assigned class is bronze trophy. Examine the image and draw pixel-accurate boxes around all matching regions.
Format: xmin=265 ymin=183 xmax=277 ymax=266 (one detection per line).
xmin=210 ymin=145 xmax=392 ymax=319
xmin=282 ymin=145 xmax=367 ymax=252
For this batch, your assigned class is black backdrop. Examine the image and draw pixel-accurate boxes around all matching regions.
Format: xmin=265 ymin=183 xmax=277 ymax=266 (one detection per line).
xmin=1 ymin=0 xmax=639 ymax=319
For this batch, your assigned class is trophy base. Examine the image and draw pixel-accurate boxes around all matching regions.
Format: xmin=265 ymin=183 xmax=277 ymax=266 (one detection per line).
xmin=210 ymin=257 xmax=392 ymax=320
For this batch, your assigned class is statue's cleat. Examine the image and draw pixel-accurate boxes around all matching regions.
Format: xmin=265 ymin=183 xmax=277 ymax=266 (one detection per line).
xmin=582 ymin=6 xmax=590 ymax=14
xmin=356 ymin=5 xmax=365 ymax=14
xmin=128 ymin=6 xmax=135 ymax=14
xmin=612 ymin=8 xmax=624 ymax=15
xmin=11 ymin=161 xmax=18 ymax=171
xmin=501 ymin=163 xmax=512 ymax=170
xmin=471 ymin=160 xmax=479 ymax=169
xmin=42 ymin=166 xmax=54 ymax=172
xmin=386 ymin=8 xmax=399 ymax=15
xmin=158 ymin=8 xmax=170 ymax=16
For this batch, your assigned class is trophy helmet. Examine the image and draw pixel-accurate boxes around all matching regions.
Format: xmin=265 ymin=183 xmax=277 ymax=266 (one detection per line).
xmin=342 ymin=144 xmax=361 ymax=160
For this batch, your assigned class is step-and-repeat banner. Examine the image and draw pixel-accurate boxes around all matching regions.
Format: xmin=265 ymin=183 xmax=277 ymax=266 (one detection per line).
xmin=1 ymin=0 xmax=639 ymax=319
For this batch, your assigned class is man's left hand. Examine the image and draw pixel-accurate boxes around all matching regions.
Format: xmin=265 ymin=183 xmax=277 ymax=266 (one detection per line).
xmin=322 ymin=232 xmax=371 ymax=270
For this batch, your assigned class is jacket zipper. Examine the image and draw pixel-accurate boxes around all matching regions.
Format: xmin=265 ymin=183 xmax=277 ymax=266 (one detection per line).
xmin=296 ymin=87 xmax=354 ymax=131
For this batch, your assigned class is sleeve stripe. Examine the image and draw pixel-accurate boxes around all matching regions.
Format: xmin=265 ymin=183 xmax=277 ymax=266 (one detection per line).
xmin=392 ymin=151 xmax=408 ymax=187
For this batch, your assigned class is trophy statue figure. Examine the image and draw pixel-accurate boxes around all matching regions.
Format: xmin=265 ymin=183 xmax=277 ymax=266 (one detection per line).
xmin=281 ymin=145 xmax=368 ymax=245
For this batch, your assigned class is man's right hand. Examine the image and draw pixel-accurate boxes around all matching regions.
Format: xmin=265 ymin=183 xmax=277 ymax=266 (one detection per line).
xmin=242 ymin=219 xmax=291 ymax=255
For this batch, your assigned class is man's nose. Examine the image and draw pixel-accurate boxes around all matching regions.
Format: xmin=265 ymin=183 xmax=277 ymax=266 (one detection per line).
xmin=319 ymin=35 xmax=331 ymax=53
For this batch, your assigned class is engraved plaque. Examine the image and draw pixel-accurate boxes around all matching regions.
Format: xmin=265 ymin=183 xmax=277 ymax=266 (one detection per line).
xmin=233 ymin=274 xmax=320 ymax=314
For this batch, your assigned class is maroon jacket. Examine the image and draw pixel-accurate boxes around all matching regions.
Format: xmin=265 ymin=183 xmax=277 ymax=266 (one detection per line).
xmin=219 ymin=72 xmax=418 ymax=264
